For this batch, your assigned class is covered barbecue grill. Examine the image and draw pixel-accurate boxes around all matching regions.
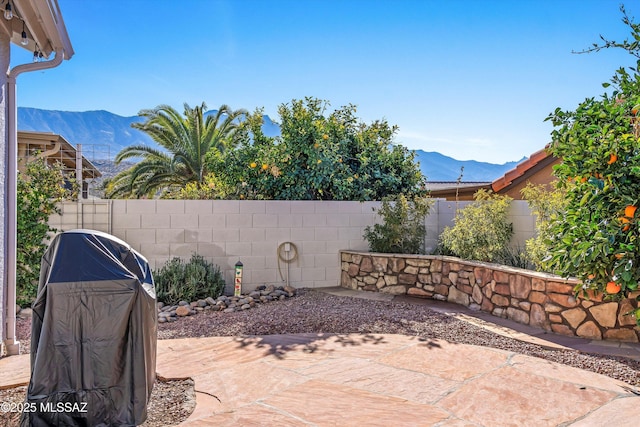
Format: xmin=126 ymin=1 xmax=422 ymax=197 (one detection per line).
xmin=21 ymin=229 xmax=157 ymax=426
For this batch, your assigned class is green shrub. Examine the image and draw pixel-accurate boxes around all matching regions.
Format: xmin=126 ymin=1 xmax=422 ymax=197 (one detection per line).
xmin=17 ymin=158 xmax=73 ymax=306
xmin=520 ymin=182 xmax=567 ymax=271
xmin=363 ymin=195 xmax=432 ymax=254
xmin=154 ymin=254 xmax=225 ymax=305
xmin=439 ymin=189 xmax=513 ymax=262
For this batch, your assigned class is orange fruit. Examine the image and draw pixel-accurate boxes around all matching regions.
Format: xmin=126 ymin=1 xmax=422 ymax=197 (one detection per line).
xmin=625 ymin=205 xmax=637 ymax=218
xmin=606 ymin=281 xmax=621 ymax=294
xmin=261 ymin=163 xmax=268 ymax=170
xmin=580 ymin=177 xmax=587 ymax=183
xmin=587 ymin=274 xmax=595 ymax=280
xmin=620 ymin=217 xmax=631 ymax=231
xmin=313 ymin=143 xmax=320 ymax=149
xmin=322 ymin=134 xmax=329 ymax=140
xmin=608 ymin=153 xmax=618 ymax=164
xmin=615 ymin=253 xmax=624 ymax=259
xmin=250 ymin=162 xmax=257 ymax=168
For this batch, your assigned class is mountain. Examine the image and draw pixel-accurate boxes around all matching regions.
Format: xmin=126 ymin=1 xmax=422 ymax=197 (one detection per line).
xmin=413 ymin=150 xmax=525 ymax=181
xmin=17 ymin=107 xmax=525 ymax=182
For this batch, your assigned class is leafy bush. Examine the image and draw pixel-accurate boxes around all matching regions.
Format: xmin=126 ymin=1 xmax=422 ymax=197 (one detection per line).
xmin=363 ymin=195 xmax=432 ymax=254
xmin=520 ymin=182 xmax=567 ymax=271
xmin=439 ymin=189 xmax=513 ymax=262
xmin=154 ymin=254 xmax=225 ymax=305
xmin=17 ymin=159 xmax=73 ymax=306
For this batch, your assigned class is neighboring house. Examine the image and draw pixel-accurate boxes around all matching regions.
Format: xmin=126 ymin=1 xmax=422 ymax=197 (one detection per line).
xmin=18 ymin=130 xmax=101 ymax=198
xmin=428 ymin=147 xmax=559 ymax=200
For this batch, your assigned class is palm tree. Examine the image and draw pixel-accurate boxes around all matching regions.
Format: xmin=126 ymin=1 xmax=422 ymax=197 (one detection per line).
xmin=105 ymin=102 xmax=246 ymax=198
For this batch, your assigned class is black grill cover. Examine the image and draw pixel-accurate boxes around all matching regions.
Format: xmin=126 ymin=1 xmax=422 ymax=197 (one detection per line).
xmin=21 ymin=229 xmax=157 ymax=426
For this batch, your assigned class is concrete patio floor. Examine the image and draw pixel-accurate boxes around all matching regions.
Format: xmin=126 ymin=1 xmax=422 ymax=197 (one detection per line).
xmin=1 ymin=287 xmax=639 ymax=426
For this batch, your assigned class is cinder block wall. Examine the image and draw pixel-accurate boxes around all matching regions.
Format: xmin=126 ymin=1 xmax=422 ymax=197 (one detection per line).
xmin=49 ymin=199 xmax=534 ymax=293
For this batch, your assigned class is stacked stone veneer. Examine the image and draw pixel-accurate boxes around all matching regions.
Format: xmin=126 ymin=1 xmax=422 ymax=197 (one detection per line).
xmin=340 ymin=250 xmax=640 ymax=342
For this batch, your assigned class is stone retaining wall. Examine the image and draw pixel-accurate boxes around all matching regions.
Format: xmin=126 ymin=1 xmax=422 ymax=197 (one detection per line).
xmin=340 ymin=251 xmax=640 ymax=342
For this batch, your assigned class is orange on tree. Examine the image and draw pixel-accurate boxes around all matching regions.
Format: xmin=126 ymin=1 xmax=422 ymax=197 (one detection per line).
xmin=250 ymin=162 xmax=257 ymax=168
xmin=608 ymin=153 xmax=618 ymax=164
xmin=620 ymin=216 xmax=631 ymax=231
xmin=606 ymin=281 xmax=621 ymax=294
xmin=261 ymin=163 xmax=268 ymax=170
xmin=625 ymin=205 xmax=637 ymax=218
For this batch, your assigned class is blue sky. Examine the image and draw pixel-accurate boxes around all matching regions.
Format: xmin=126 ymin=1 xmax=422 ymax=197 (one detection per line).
xmin=10 ymin=0 xmax=639 ymax=163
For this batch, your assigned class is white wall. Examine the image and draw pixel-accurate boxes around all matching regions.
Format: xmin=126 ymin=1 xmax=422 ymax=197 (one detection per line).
xmin=49 ymin=199 xmax=535 ymax=293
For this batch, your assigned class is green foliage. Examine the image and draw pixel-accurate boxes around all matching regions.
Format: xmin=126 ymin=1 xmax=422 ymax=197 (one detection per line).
xmin=439 ymin=190 xmax=514 ymax=263
xmin=363 ymin=195 xmax=432 ymax=254
xmin=217 ymin=98 xmax=427 ymax=200
xmin=17 ymin=159 xmax=71 ymax=306
xmin=106 ymin=102 xmax=247 ymax=198
xmin=520 ymin=182 xmax=568 ymax=271
xmin=153 ymin=254 xmax=225 ymax=305
xmin=544 ymin=7 xmax=640 ymax=314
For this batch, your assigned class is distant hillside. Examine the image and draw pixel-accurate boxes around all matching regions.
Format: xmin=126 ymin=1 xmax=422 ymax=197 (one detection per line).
xmin=414 ymin=150 xmax=524 ymax=181
xmin=17 ymin=107 xmax=525 ymax=182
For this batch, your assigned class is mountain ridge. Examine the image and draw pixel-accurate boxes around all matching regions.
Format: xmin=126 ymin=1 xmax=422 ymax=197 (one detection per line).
xmin=17 ymin=107 xmax=525 ymax=182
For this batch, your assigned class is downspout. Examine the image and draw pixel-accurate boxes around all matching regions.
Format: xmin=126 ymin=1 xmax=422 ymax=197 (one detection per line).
xmin=4 ymin=50 xmax=64 ymax=355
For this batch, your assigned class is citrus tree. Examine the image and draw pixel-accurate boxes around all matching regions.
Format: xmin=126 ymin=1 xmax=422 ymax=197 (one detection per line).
xmin=17 ymin=159 xmax=72 ymax=305
xmin=218 ymin=97 xmax=427 ymax=200
xmin=544 ymin=6 xmax=640 ymax=322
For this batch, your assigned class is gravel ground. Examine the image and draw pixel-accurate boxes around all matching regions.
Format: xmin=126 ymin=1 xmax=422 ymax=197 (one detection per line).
xmin=4 ymin=288 xmax=639 ymax=426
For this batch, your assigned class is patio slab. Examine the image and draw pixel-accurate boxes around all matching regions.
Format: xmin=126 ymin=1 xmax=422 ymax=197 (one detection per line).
xmin=1 ymin=333 xmax=639 ymax=426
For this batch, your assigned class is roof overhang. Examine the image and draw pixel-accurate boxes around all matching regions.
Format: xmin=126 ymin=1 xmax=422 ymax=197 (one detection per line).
xmin=18 ymin=130 xmax=102 ymax=178
xmin=0 ymin=0 xmax=73 ymax=60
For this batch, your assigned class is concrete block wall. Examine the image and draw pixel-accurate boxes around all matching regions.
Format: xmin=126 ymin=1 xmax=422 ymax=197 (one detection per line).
xmin=49 ymin=199 xmax=535 ymax=293
xmin=52 ymin=200 xmax=382 ymax=293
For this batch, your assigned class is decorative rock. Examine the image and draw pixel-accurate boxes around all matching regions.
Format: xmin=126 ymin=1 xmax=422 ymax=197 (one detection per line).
xmin=546 ymin=281 xmax=573 ymax=294
xmin=529 ymin=304 xmax=548 ymax=329
xmin=506 ymin=307 xmax=530 ymax=325
xmin=491 ymin=294 xmax=509 ymax=307
xmin=157 ymin=302 xmax=165 ymax=310
xmin=380 ymin=285 xmax=407 ymax=295
xmin=448 ymin=286 xmax=470 ymax=306
xmin=404 ymin=266 xmax=419 ymax=275
xmin=360 ymin=257 xmax=374 ymax=273
xmin=531 ymin=278 xmax=546 ymax=292
xmin=604 ymin=329 xmax=639 ymax=342
xmin=197 ymin=300 xmax=207 ymax=307
xmin=548 ymin=293 xmax=578 ymax=308
xmin=223 ymin=307 xmax=236 ymax=313
xmin=205 ymin=297 xmax=216 ymax=305
xmin=158 ymin=317 xmax=166 ymax=323
xmin=576 ymin=321 xmax=602 ymax=340
xmin=509 ymin=275 xmax=531 ymax=299
xmin=384 ymin=275 xmax=398 ymax=286
xmin=589 ymin=302 xmax=618 ymax=328
xmin=195 ymin=307 xmax=204 ymax=312
xmin=398 ymin=273 xmax=417 ymax=285
xmin=175 ymin=306 xmax=191 ymax=317
xmin=562 ymin=308 xmax=587 ymax=329
xmin=178 ymin=301 xmax=190 ymax=306
xmin=18 ymin=307 xmax=32 ymax=318
xmin=618 ymin=299 xmax=638 ymax=327
xmin=347 ymin=264 xmax=360 ymax=277
xmin=551 ymin=323 xmax=574 ymax=336
xmin=407 ymin=287 xmax=431 ymax=298
xmin=471 ymin=285 xmax=482 ymax=304
xmin=241 ymin=304 xmax=251 ymax=310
